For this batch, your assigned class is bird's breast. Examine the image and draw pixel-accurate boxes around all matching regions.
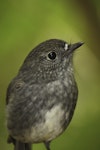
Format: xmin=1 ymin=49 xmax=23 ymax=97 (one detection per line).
xmin=14 ymin=104 xmax=69 ymax=143
xmin=7 ymin=77 xmax=77 ymax=143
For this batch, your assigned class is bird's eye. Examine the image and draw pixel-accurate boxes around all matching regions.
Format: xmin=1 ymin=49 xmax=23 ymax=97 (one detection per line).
xmin=48 ymin=51 xmax=57 ymax=60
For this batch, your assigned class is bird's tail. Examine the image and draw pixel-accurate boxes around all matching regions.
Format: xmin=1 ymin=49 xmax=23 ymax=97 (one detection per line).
xmin=7 ymin=135 xmax=32 ymax=150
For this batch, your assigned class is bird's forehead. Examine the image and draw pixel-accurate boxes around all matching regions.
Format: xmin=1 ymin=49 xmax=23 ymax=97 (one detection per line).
xmin=38 ymin=39 xmax=68 ymax=52
xmin=45 ymin=39 xmax=67 ymax=48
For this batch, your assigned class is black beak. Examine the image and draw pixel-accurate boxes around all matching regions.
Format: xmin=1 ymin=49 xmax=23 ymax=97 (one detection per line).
xmin=69 ymin=42 xmax=84 ymax=54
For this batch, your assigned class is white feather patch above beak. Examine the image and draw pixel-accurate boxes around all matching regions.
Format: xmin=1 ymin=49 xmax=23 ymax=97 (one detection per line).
xmin=64 ymin=43 xmax=68 ymax=51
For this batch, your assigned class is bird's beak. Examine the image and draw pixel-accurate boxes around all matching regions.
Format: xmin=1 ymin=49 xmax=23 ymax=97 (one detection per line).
xmin=68 ymin=42 xmax=84 ymax=54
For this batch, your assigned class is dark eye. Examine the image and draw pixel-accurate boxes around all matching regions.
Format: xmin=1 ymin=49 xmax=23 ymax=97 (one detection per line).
xmin=48 ymin=51 xmax=57 ymax=60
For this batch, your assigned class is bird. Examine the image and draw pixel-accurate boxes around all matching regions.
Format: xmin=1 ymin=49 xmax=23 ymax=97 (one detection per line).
xmin=6 ymin=39 xmax=83 ymax=150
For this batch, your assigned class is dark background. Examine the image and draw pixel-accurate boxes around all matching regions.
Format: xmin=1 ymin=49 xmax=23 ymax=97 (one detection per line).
xmin=0 ymin=0 xmax=100 ymax=150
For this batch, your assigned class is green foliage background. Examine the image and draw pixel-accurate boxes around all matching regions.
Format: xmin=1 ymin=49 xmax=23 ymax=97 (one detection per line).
xmin=0 ymin=0 xmax=100 ymax=150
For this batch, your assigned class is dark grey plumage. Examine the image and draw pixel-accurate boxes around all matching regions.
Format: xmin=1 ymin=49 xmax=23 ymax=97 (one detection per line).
xmin=6 ymin=39 xmax=83 ymax=150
